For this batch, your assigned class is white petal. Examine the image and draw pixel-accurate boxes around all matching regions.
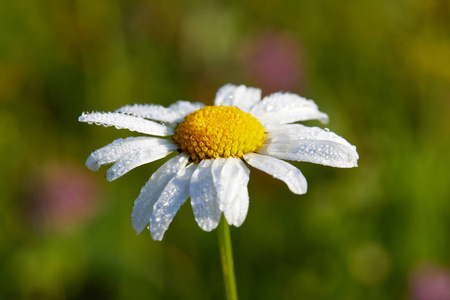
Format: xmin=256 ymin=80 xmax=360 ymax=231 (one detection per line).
xmin=106 ymin=142 xmax=178 ymax=181
xmin=211 ymin=158 xmax=250 ymax=227
xmin=86 ymin=137 xmax=172 ymax=171
xmin=265 ymin=124 xmax=354 ymax=148
xmin=258 ymin=127 xmax=359 ymax=168
xmin=214 ymin=84 xmax=262 ymax=112
xmin=249 ymin=92 xmax=329 ymax=125
xmin=168 ymin=101 xmax=205 ymax=117
xmin=79 ymin=112 xmax=174 ymax=136
xmin=116 ymin=101 xmax=204 ymax=123
xmin=115 ymin=104 xmax=181 ymax=123
xmin=244 ymin=153 xmax=307 ymax=195
xmin=131 ymin=154 xmax=189 ymax=234
xmin=190 ymin=159 xmax=221 ymax=231
xmin=150 ymin=164 xmax=196 ymax=241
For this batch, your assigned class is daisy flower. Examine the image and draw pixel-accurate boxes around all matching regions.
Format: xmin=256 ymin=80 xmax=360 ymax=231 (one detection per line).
xmin=79 ymin=84 xmax=358 ymax=241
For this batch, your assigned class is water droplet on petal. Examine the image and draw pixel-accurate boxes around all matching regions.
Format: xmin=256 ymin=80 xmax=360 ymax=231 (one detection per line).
xmin=266 ymin=105 xmax=274 ymax=111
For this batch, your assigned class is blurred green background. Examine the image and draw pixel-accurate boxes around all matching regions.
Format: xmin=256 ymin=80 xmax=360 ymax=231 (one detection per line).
xmin=1 ymin=0 xmax=450 ymax=299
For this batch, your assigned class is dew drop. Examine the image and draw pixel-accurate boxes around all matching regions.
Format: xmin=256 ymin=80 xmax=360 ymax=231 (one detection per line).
xmin=265 ymin=105 xmax=274 ymax=111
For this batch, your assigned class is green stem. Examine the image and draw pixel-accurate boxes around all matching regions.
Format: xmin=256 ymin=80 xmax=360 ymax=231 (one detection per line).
xmin=217 ymin=218 xmax=238 ymax=300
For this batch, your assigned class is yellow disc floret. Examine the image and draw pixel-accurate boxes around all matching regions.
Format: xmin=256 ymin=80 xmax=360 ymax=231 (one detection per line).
xmin=172 ymin=106 xmax=266 ymax=163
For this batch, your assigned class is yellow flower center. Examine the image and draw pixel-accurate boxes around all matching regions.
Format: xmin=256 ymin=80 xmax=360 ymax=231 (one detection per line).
xmin=172 ymin=106 xmax=266 ymax=163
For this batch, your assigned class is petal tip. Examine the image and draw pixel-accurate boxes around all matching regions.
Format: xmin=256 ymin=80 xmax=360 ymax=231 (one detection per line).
xmin=105 ymin=170 xmax=116 ymax=182
xmin=150 ymin=231 xmax=164 ymax=241
xmin=132 ymin=221 xmax=145 ymax=235
xmin=85 ymin=156 xmax=100 ymax=171
xmin=196 ymin=218 xmax=220 ymax=232
xmin=320 ymin=114 xmax=330 ymax=124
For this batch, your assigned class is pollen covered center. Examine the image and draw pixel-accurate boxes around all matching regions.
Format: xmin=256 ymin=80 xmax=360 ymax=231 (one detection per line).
xmin=173 ymin=106 xmax=266 ymax=163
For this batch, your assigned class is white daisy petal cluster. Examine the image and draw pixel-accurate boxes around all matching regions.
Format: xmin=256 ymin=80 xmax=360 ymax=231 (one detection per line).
xmin=79 ymin=84 xmax=358 ymax=240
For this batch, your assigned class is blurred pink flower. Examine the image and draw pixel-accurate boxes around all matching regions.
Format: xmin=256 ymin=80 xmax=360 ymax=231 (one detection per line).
xmin=241 ymin=31 xmax=306 ymax=93
xmin=29 ymin=160 xmax=101 ymax=232
xmin=409 ymin=263 xmax=450 ymax=300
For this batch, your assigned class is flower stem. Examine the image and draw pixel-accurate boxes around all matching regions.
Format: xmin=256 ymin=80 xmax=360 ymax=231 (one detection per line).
xmin=217 ymin=218 xmax=238 ymax=300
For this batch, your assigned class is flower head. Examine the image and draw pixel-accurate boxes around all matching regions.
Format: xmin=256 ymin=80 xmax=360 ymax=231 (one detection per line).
xmin=28 ymin=160 xmax=100 ymax=232
xmin=79 ymin=84 xmax=358 ymax=240
xmin=242 ymin=31 xmax=304 ymax=92
xmin=409 ymin=264 xmax=450 ymax=300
